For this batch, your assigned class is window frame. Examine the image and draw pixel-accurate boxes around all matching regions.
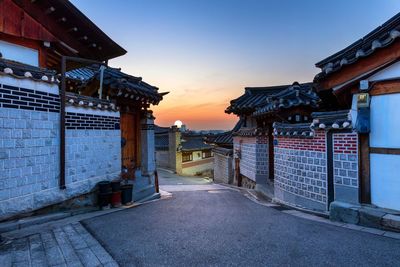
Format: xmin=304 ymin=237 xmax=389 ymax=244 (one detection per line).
xmin=182 ymin=152 xmax=193 ymax=162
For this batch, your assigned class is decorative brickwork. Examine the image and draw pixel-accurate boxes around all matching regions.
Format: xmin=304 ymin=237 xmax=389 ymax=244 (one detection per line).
xmin=0 ymin=84 xmax=60 ymax=112
xmin=333 ymin=133 xmax=358 ymax=187
xmin=333 ymin=132 xmax=358 ymax=154
xmin=275 ymin=130 xmax=326 ymax=151
xmin=65 ymin=112 xmax=120 ymax=130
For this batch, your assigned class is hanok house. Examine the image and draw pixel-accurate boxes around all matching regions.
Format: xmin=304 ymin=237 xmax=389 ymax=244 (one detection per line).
xmin=223 ymin=12 xmax=400 ymax=219
xmin=313 ymin=11 xmax=400 ymax=215
xmin=155 ymin=126 xmax=214 ymax=176
xmin=225 ymin=82 xmax=320 ymax=192
xmin=0 ymin=0 xmax=166 ymax=220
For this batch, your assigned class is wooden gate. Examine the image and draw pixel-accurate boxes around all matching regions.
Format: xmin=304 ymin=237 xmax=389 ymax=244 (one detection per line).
xmin=120 ymin=112 xmax=141 ymax=169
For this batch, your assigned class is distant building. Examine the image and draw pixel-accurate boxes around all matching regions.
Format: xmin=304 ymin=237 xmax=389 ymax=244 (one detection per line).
xmin=155 ymin=126 xmax=214 ymax=176
xmin=206 ymin=119 xmax=243 ymax=184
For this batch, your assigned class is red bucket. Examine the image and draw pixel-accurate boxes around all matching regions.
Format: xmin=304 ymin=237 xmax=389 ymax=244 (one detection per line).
xmin=111 ymin=191 xmax=121 ymax=207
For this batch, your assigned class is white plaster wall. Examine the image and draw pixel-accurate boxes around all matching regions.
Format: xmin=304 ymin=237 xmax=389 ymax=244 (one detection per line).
xmin=368 ymin=61 xmax=400 ymax=81
xmin=370 ymin=93 xmax=400 ymax=148
xmin=0 ymin=75 xmax=59 ymax=94
xmin=0 ymin=40 xmax=39 ymax=66
xmin=371 ymin=154 xmax=400 ymax=211
xmin=66 ymin=106 xmax=119 ymax=117
xmin=370 ymin=93 xmax=400 ymax=211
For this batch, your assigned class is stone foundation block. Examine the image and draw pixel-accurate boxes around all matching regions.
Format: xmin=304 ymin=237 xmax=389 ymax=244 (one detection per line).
xmin=329 ymin=201 xmax=360 ymax=224
xmin=359 ymin=207 xmax=386 ymax=228
xmin=382 ymin=214 xmax=400 ymax=232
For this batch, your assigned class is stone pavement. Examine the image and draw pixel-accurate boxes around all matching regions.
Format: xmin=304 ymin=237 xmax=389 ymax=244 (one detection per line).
xmin=0 ymin=222 xmax=118 ymax=267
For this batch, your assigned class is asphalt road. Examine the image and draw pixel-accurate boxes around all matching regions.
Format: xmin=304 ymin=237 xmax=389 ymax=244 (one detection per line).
xmin=157 ymin=168 xmax=212 ymax=185
xmin=83 ymin=171 xmax=400 ymax=267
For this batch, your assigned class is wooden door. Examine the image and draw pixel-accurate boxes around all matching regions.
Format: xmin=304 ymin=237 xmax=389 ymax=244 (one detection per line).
xmin=120 ymin=112 xmax=140 ymax=169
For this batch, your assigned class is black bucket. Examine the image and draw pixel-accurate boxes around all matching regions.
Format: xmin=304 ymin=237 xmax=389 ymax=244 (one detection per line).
xmin=98 ymin=192 xmax=112 ymax=207
xmin=121 ymin=185 xmax=133 ymax=205
xmin=98 ymin=181 xmax=112 ymax=194
xmin=111 ymin=181 xmax=121 ymax=192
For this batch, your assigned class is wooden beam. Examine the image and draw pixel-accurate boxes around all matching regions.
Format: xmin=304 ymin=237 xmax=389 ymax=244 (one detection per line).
xmin=359 ymin=134 xmax=371 ymax=204
xmin=370 ymin=79 xmax=400 ymax=96
xmin=370 ymin=147 xmax=400 ymax=155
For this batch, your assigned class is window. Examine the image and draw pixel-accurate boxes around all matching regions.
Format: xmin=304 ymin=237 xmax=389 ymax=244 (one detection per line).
xmin=0 ymin=40 xmax=39 ymax=66
xmin=182 ymin=152 xmax=193 ymax=162
xmin=202 ymin=150 xmax=212 ymax=158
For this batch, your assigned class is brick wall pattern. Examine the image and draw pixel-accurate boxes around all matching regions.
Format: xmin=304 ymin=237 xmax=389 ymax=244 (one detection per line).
xmin=0 ymin=84 xmax=60 ymax=112
xmin=65 ymin=112 xmax=120 ymax=130
xmin=333 ymin=132 xmax=358 ymax=187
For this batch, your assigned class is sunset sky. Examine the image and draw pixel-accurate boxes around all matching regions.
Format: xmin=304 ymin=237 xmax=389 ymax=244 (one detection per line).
xmin=72 ymin=0 xmax=400 ymax=130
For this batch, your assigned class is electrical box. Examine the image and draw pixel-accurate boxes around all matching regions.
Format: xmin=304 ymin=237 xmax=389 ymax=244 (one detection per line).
xmin=356 ymin=93 xmax=370 ymax=108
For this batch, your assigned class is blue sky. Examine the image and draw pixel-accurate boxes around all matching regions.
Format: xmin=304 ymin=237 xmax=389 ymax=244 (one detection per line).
xmin=72 ymin=0 xmax=400 ymax=129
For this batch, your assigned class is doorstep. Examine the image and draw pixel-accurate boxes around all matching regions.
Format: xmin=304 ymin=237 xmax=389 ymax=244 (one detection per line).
xmin=330 ymin=201 xmax=400 ymax=232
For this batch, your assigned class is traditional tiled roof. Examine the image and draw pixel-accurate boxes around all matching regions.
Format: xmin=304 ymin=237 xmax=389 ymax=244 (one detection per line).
xmin=66 ymin=92 xmax=118 ymax=111
xmin=272 ymin=110 xmax=352 ymax=138
xmin=225 ymin=84 xmax=288 ymax=115
xmin=315 ymin=12 xmax=400 ymax=81
xmin=205 ymin=118 xmax=244 ymax=147
xmin=253 ymin=82 xmax=320 ymax=117
xmin=233 ymin=127 xmax=269 ymax=137
xmin=311 ymin=110 xmax=352 ymax=130
xmin=0 ymin=58 xmax=58 ymax=83
xmin=154 ymin=125 xmax=170 ymax=134
xmin=273 ymin=122 xmax=314 ymax=138
xmin=181 ymin=135 xmax=212 ymax=152
xmin=212 ymin=146 xmax=233 ymax=156
xmin=67 ymin=65 xmax=167 ymax=104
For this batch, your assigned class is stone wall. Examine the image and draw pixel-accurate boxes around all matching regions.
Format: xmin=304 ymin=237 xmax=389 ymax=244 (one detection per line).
xmin=156 ymin=150 xmax=170 ymax=168
xmin=65 ymin=106 xmax=121 ymax=199
xmin=213 ymin=148 xmax=233 ymax=184
xmin=0 ymin=78 xmax=61 ymax=219
xmin=182 ymin=157 xmax=213 ymax=176
xmin=333 ymin=132 xmax=359 ymax=204
xmin=233 ymin=135 xmax=268 ymax=184
xmin=274 ymin=130 xmax=328 ymax=212
xmin=0 ymin=76 xmax=121 ymax=220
